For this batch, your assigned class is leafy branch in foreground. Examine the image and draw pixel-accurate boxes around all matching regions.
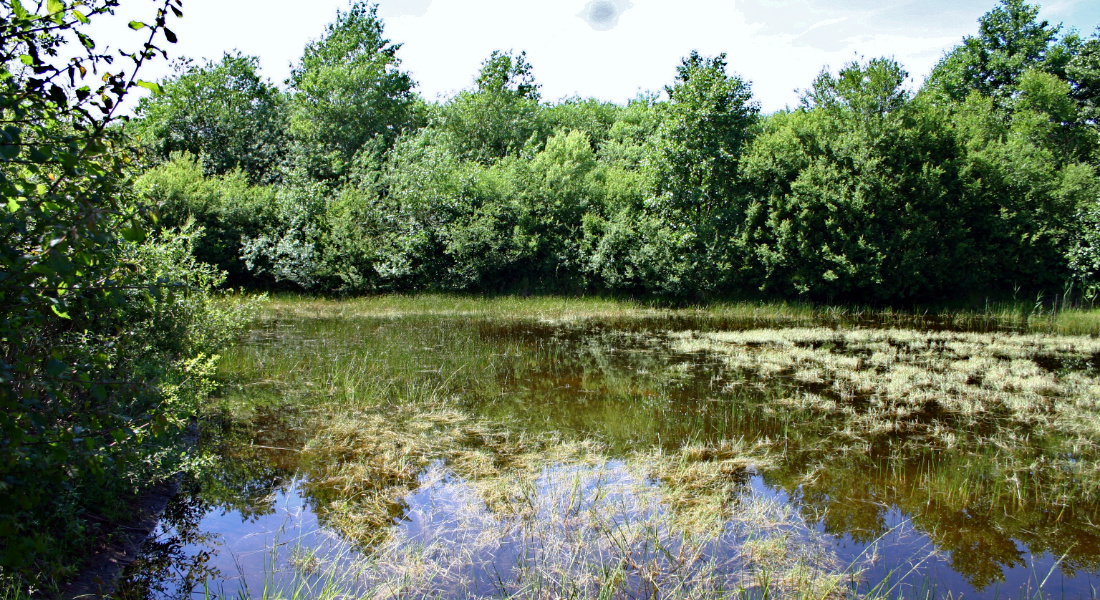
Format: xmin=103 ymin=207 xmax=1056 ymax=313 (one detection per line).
xmin=0 ymin=0 xmax=254 ymax=587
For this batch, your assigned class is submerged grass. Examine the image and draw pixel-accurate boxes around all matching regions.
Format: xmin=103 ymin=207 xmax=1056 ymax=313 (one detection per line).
xmin=299 ymin=401 xmax=774 ymax=546
xmin=215 ymin=399 xmax=853 ymax=600
xmin=672 ymin=327 xmax=1100 ymax=445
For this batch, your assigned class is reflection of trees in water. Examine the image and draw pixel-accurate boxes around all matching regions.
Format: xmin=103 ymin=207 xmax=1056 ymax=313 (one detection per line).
xmin=472 ymin=321 xmax=1100 ymax=591
xmin=196 ymin=408 xmax=303 ymax=519
xmin=115 ymin=408 xmax=301 ymax=599
xmin=765 ymin=442 xmax=1100 ymax=591
xmin=114 ymin=479 xmax=219 ymax=600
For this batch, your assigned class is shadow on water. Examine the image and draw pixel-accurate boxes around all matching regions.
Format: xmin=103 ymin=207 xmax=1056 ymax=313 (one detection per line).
xmin=118 ymin=312 xmax=1100 ymax=599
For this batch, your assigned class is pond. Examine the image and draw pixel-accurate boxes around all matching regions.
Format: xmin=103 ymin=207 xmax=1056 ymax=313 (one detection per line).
xmin=116 ymin=303 xmax=1100 ymax=599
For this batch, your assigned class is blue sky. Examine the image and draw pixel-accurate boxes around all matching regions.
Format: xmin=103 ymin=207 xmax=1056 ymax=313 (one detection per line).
xmin=93 ymin=0 xmax=1100 ymax=113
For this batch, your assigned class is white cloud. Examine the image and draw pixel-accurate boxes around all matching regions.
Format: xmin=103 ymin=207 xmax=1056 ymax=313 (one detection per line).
xmin=82 ymin=0 xmax=1100 ymax=114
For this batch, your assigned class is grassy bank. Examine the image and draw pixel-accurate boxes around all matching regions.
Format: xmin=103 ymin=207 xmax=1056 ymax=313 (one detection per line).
xmin=257 ymin=293 xmax=1100 ymax=336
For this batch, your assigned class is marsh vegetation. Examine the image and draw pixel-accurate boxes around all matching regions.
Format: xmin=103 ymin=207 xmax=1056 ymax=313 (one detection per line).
xmin=113 ymin=296 xmax=1100 ymax=599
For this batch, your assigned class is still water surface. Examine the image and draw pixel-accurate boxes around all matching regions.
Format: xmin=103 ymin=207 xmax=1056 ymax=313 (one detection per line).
xmin=117 ymin=314 xmax=1100 ymax=599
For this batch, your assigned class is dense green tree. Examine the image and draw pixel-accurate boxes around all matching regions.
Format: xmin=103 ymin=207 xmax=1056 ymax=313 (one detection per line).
xmin=951 ymin=81 xmax=1098 ymax=294
xmin=288 ymin=1 xmax=418 ymax=181
xmin=643 ymin=51 xmax=760 ymax=296
xmin=134 ymin=53 xmax=288 ymax=184
xmin=1067 ymin=32 xmax=1100 ymax=130
xmin=741 ymin=59 xmax=971 ymax=300
xmin=438 ymin=51 xmax=543 ymax=164
xmin=801 ymin=57 xmax=910 ymax=122
xmin=652 ymin=51 xmax=759 ymax=216
xmin=597 ymin=92 xmax=661 ymax=169
xmin=926 ymin=0 xmax=1065 ymax=102
xmin=542 ymin=97 xmax=622 ymax=148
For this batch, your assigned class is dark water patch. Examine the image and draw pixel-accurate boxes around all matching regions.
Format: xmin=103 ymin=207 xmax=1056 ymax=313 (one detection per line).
xmin=1033 ymin=352 xmax=1100 ymax=374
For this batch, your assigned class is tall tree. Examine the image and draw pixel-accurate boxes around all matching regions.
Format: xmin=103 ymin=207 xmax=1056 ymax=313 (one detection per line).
xmin=134 ymin=52 xmax=288 ymax=184
xmin=288 ymin=1 xmax=418 ymax=181
xmin=1067 ymin=32 xmax=1100 ymax=130
xmin=741 ymin=59 xmax=970 ymax=301
xmin=926 ymin=0 xmax=1062 ymax=102
xmin=652 ymin=51 xmax=759 ymax=218
xmin=439 ymin=50 xmax=543 ymax=164
xmin=645 ymin=51 xmax=760 ymax=295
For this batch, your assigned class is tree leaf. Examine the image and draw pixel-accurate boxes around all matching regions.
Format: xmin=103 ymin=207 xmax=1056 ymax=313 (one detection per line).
xmin=135 ymin=80 xmax=163 ymax=95
xmin=10 ymin=0 xmax=29 ymax=19
xmin=120 ymin=226 xmax=146 ymax=243
xmin=128 ymin=21 xmax=145 ymax=30
xmin=72 ymin=9 xmax=88 ymax=24
xmin=46 ymin=0 xmax=63 ymax=17
xmin=163 ymin=28 xmax=177 ymax=44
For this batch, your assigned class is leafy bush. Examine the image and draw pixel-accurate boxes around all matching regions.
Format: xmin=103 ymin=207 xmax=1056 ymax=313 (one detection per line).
xmin=133 ymin=53 xmax=288 ymax=184
xmin=0 ymin=0 xmax=257 ymax=586
xmin=137 ymin=154 xmax=277 ymax=285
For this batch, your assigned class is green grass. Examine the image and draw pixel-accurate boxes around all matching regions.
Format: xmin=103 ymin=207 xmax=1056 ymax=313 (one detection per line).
xmin=0 ymin=579 xmax=29 ymax=600
xmin=256 ymin=292 xmax=1100 ymax=335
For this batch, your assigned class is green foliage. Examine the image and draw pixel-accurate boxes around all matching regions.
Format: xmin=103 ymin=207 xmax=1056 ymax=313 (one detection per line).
xmin=437 ymin=51 xmax=543 ymax=164
xmin=133 ymin=53 xmax=288 ymax=184
xmin=136 ymin=154 xmax=278 ymax=284
xmin=741 ymin=78 xmax=968 ymax=300
xmin=126 ymin=0 xmax=1100 ymax=306
xmin=947 ymin=78 xmax=1098 ymax=294
xmin=641 ymin=51 xmax=760 ymax=296
xmin=926 ymin=0 xmax=1063 ymax=102
xmin=0 ymin=0 xmax=254 ymax=585
xmin=288 ymin=1 xmax=418 ymax=181
xmin=598 ymin=93 xmax=661 ymax=170
xmin=1067 ymin=32 xmax=1100 ymax=131
xmin=652 ymin=51 xmax=759 ymax=215
xmin=542 ymin=97 xmax=622 ymax=148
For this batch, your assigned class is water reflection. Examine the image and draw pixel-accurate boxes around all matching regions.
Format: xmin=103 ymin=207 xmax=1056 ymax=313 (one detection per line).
xmin=121 ymin=314 xmax=1100 ymax=598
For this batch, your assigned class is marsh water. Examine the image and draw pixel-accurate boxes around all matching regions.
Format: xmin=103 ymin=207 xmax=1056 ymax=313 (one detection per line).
xmin=117 ymin=309 xmax=1100 ymax=599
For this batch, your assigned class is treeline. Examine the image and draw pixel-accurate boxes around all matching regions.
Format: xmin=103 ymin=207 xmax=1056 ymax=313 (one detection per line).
xmin=135 ymin=0 xmax=1100 ymax=303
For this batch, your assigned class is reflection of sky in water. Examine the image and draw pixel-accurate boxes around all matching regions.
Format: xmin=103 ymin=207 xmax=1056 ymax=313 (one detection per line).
xmin=120 ymin=481 xmax=364 ymax=599
xmin=124 ymin=464 xmax=1100 ymax=600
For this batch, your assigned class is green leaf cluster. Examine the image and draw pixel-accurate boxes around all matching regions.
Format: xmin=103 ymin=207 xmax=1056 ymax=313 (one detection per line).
xmin=0 ymin=0 xmax=255 ymax=586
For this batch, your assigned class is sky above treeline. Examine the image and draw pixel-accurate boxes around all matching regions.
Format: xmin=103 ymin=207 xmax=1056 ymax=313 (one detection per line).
xmin=94 ymin=0 xmax=1100 ymax=113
